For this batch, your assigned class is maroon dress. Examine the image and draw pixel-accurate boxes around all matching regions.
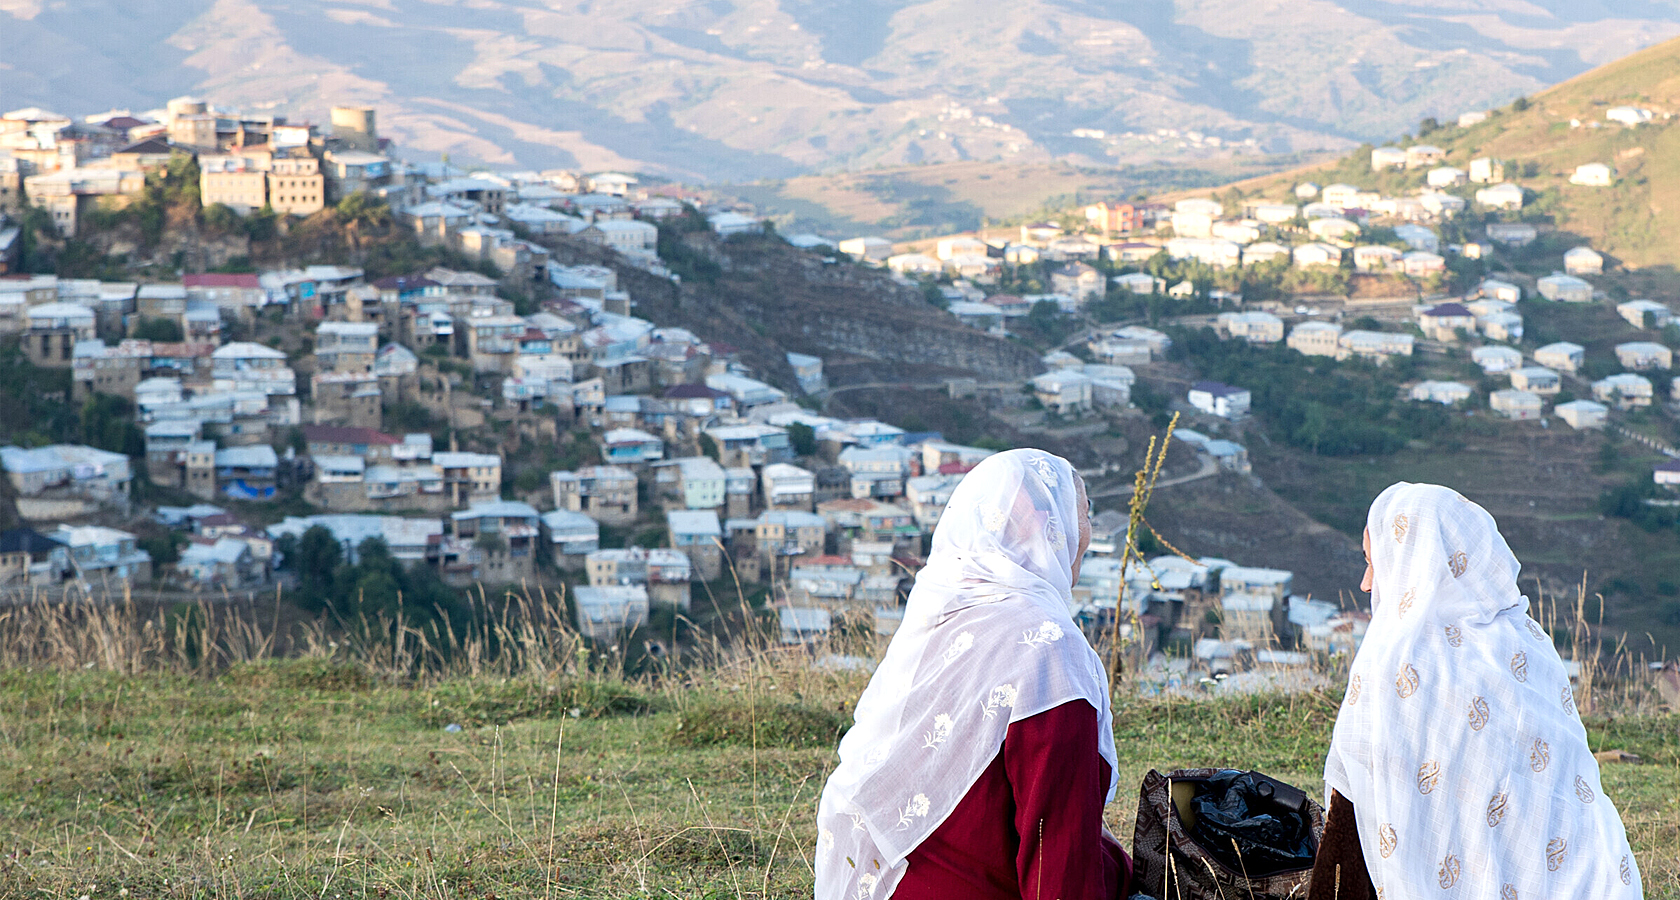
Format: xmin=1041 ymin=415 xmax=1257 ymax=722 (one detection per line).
xmin=894 ymin=700 xmax=1132 ymax=900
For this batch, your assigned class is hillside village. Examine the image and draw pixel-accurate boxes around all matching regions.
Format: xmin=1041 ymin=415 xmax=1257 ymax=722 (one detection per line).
xmin=0 ymin=95 xmax=1384 ymax=686
xmin=823 ymin=94 xmax=1680 ymax=482
xmin=4 ymin=11 xmax=1680 ymax=898
xmin=795 ymin=83 xmax=1680 ymax=654
xmin=0 ymin=78 xmax=1678 ymax=682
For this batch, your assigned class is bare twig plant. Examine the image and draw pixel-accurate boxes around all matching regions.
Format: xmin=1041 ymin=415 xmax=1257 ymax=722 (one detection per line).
xmin=1108 ymin=411 xmax=1180 ymax=688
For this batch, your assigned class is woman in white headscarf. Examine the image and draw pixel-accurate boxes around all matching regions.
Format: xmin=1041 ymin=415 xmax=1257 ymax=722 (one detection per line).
xmin=1311 ymin=482 xmax=1641 ymax=899
xmin=814 ymin=449 xmax=1130 ymax=900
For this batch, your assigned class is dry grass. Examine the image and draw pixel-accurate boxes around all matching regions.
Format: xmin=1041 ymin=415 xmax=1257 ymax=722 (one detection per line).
xmin=0 ymin=584 xmax=1670 ymax=897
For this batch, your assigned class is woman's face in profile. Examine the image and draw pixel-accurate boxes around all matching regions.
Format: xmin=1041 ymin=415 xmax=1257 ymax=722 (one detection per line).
xmin=1361 ymin=528 xmax=1374 ymax=593
xmin=1072 ymin=475 xmax=1092 ymax=582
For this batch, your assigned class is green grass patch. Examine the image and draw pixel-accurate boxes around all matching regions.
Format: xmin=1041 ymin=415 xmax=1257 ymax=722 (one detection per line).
xmin=221 ymin=657 xmax=376 ymax=692
xmin=0 ymin=668 xmax=1670 ymax=897
xmin=670 ymin=694 xmax=852 ymax=749
xmin=420 ymin=677 xmax=661 ymax=727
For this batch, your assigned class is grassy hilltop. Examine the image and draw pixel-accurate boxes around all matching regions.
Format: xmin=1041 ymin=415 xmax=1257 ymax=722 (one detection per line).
xmin=725 ymin=156 xmax=1312 ymax=241
xmin=0 ymin=600 xmax=1674 ymax=898
xmin=1208 ymin=34 xmax=1680 ymax=269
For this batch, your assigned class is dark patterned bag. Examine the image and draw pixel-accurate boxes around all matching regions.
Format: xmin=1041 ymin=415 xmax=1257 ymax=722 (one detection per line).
xmin=1131 ymin=768 xmax=1325 ymax=900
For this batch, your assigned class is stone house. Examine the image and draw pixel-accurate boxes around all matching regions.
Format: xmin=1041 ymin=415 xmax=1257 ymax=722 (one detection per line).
xmin=1489 ymin=389 xmax=1543 ymax=420
xmin=551 ymin=465 xmax=638 ymax=526
xmin=541 ymin=509 xmax=599 ymax=571
xmin=667 ymin=509 xmax=723 ymax=581
xmin=24 ymin=302 xmax=96 ymax=367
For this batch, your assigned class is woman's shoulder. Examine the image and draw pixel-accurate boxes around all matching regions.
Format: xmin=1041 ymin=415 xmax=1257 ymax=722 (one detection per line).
xmin=951 ymin=601 xmax=1080 ymax=647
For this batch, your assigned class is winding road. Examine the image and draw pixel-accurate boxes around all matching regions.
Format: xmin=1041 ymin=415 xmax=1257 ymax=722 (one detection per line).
xmin=1088 ymin=450 xmax=1221 ymax=500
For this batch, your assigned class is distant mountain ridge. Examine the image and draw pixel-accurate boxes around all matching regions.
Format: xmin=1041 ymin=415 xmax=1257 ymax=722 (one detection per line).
xmin=3 ymin=0 xmax=1680 ymax=181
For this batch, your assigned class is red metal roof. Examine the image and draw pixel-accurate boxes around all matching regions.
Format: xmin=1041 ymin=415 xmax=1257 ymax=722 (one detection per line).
xmin=806 ymin=555 xmax=854 ymax=566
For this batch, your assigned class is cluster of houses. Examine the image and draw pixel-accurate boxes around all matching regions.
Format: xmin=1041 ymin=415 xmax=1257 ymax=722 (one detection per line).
xmin=1 ymin=98 xmax=1666 ymax=678
xmin=0 ymin=442 xmax=153 ymax=585
xmin=4 ymin=100 xmax=1242 ymax=658
xmin=0 ymin=100 xmax=843 ymax=607
xmin=1 ymin=199 xmax=1033 ymax=642
xmin=1145 ymin=252 xmax=1677 ymax=444
xmin=1 ymin=233 xmax=1024 ymax=613
xmin=1022 ymin=137 xmax=1615 ymax=282
xmin=1371 ymin=140 xmax=1618 ymax=193
xmin=559 ymin=428 xmax=1009 ymax=644
xmin=1030 ymin=346 xmax=1140 ymax=416
xmin=2 ymin=99 xmax=394 ymax=239
xmin=1402 ymin=288 xmax=1678 ymax=428
xmin=0 ymin=99 xmax=697 ymax=286
xmin=1073 ymin=525 xmax=1367 ymax=673
xmin=841 ymin=185 xmax=1473 ymax=305
xmin=798 ymin=136 xmax=1630 ymax=349
xmin=770 ymin=487 xmax=1360 ymax=666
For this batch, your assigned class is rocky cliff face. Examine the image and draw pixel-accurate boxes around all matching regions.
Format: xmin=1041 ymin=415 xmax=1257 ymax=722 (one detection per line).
xmin=555 ymin=230 xmax=1042 ymax=393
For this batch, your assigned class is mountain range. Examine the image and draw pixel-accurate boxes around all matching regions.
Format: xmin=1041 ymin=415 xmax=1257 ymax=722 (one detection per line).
xmin=4 ymin=1 xmax=1680 ymax=181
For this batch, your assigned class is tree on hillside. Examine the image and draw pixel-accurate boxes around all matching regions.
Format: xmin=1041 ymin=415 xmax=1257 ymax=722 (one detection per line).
xmin=245 ymin=206 xmax=279 ymax=242
xmin=274 ymin=529 xmax=467 ymax=632
xmin=332 ymin=536 xmax=461 ymax=624
xmin=78 ymin=394 xmax=143 ymax=457
xmin=337 ymin=192 xmax=393 ymax=227
xmin=132 ymin=316 xmax=184 ymax=342
xmin=337 ymin=192 xmax=394 ymax=254
xmin=787 ymin=422 xmax=816 ymax=457
xmin=0 ymin=460 xmax=24 ymax=533
xmin=203 ymin=203 xmax=244 ymax=236
xmin=14 ymin=207 xmax=59 ymax=274
xmin=0 ymin=343 xmax=75 ymax=446
xmin=281 ymin=525 xmax=343 ymax=602
xmin=132 ymin=153 xmax=204 ymax=245
xmin=656 ymin=211 xmax=722 ymax=285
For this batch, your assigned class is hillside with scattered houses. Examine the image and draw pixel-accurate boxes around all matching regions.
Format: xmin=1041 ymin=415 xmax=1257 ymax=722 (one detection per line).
xmin=1207 ymin=34 xmax=1680 ymax=270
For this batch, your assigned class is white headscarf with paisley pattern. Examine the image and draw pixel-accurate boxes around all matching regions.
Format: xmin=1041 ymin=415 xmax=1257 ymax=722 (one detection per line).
xmin=1325 ymin=482 xmax=1641 ymax=899
xmin=814 ymin=449 xmax=1116 ymax=900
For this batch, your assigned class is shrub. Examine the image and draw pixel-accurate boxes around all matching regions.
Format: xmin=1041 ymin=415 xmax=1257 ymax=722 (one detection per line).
xmin=132 ymin=316 xmax=184 ymax=342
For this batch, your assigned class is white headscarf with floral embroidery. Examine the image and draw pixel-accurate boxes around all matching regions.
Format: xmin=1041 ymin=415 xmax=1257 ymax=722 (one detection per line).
xmin=814 ymin=449 xmax=1116 ymax=900
xmin=1325 ymin=482 xmax=1641 ymax=899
